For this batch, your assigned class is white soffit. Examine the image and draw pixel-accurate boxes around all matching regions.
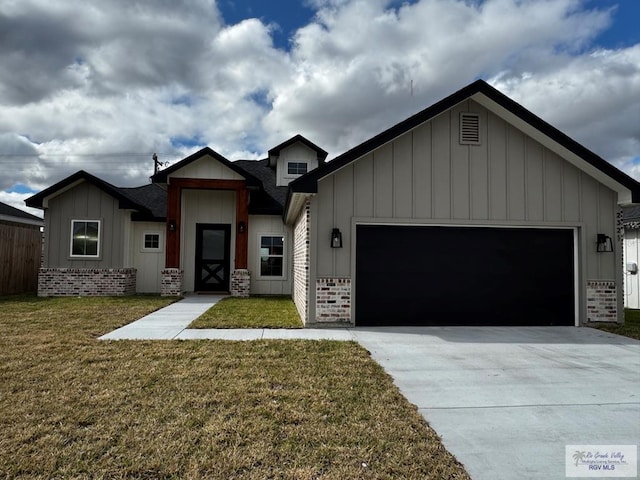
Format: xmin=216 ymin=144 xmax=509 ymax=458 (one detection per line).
xmin=284 ymin=192 xmax=311 ymax=225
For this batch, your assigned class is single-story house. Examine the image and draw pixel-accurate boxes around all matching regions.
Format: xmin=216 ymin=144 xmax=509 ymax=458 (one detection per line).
xmin=26 ymin=80 xmax=640 ymax=326
xmin=622 ymin=205 xmax=640 ymax=309
xmin=0 ymin=201 xmax=44 ymax=295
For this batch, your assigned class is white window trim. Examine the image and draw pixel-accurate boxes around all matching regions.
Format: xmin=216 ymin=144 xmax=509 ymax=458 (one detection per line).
xmin=284 ymin=161 xmax=309 ymax=178
xmin=257 ymin=233 xmax=287 ymax=280
xmin=141 ymin=231 xmax=164 ymax=253
xmin=69 ymin=219 xmax=101 ymax=258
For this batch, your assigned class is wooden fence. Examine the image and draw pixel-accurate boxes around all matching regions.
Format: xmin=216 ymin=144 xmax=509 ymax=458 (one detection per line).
xmin=0 ymin=221 xmax=42 ymax=295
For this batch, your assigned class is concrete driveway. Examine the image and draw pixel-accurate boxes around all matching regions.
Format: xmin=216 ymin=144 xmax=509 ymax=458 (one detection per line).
xmin=350 ymin=326 xmax=640 ymax=480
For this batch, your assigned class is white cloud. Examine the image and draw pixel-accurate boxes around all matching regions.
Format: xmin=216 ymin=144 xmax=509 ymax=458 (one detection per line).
xmin=0 ymin=0 xmax=638 ymax=210
xmin=490 ymin=45 xmax=640 ymax=167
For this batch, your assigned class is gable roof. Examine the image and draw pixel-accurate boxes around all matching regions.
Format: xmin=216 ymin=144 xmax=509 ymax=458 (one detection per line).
xmin=151 ymin=146 xmax=262 ymax=187
xmin=0 ymin=201 xmax=43 ymax=226
xmin=25 ymin=170 xmax=154 ymax=217
xmin=268 ymin=134 xmax=328 ymax=167
xmin=287 ymin=79 xmax=640 ymax=208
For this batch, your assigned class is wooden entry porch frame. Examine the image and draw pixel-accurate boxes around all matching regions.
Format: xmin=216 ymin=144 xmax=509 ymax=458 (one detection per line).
xmin=165 ymin=178 xmax=249 ymax=270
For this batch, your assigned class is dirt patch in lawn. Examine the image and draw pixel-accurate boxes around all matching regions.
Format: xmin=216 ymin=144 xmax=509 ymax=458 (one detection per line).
xmin=0 ymin=295 xmax=469 ymax=479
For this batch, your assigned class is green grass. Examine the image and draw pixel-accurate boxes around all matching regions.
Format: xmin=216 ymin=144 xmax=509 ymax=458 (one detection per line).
xmin=190 ymin=296 xmax=304 ymax=329
xmin=0 ymin=295 xmax=469 ymax=479
xmin=593 ymin=309 xmax=640 ymax=340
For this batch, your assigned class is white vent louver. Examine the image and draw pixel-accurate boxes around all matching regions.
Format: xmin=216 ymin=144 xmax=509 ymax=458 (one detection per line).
xmin=460 ymin=113 xmax=480 ymax=145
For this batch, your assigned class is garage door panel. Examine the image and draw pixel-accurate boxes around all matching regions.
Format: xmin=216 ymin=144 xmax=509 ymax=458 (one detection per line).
xmin=355 ymin=225 xmax=574 ymax=326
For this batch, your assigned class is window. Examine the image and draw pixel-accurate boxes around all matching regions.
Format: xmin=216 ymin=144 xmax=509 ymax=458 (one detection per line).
xmin=144 ymin=234 xmax=159 ymax=249
xmin=70 ymin=220 xmax=100 ymax=257
xmin=260 ymin=235 xmax=284 ymax=277
xmin=287 ymin=162 xmax=308 ymax=175
xmin=142 ymin=232 xmax=162 ymax=252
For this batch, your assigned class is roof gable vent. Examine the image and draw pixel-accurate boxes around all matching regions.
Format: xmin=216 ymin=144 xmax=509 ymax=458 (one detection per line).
xmin=460 ymin=113 xmax=480 ymax=145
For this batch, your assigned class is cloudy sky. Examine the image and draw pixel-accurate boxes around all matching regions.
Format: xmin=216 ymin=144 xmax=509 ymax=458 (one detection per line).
xmin=1 ymin=0 xmax=639 ymax=217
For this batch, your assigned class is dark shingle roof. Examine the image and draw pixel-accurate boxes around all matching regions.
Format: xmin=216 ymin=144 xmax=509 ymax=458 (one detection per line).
xmin=118 ymin=184 xmax=167 ymax=220
xmin=0 ymin=201 xmax=43 ymax=223
xmin=234 ymin=159 xmax=287 ymax=214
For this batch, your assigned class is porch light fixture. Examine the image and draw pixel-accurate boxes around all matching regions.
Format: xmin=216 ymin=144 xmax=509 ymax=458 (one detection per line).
xmin=168 ymin=219 xmax=177 ymax=232
xmin=596 ymin=234 xmax=613 ymax=253
xmin=331 ymin=228 xmax=343 ymax=248
xmin=238 ymin=221 xmax=246 ymax=234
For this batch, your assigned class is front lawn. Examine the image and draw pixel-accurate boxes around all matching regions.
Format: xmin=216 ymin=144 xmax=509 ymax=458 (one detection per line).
xmin=0 ymin=295 xmax=469 ymax=479
xmin=190 ymin=296 xmax=303 ymax=329
xmin=593 ymin=309 xmax=640 ymax=340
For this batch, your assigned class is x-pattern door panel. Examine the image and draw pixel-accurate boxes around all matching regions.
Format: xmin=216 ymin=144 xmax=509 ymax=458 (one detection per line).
xmin=195 ymin=224 xmax=230 ymax=292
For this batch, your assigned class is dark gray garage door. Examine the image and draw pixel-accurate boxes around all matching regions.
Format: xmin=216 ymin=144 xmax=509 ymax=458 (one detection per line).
xmin=355 ymin=225 xmax=575 ymax=326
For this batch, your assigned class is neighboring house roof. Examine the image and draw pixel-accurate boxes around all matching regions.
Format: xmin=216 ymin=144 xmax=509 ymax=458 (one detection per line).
xmin=26 ymin=170 xmax=154 ymax=218
xmin=623 ymin=205 xmax=640 ymax=228
xmin=150 ymin=146 xmax=262 ymax=187
xmin=286 ymin=79 xmax=640 ymax=219
xmin=0 ymin=200 xmax=43 ymax=226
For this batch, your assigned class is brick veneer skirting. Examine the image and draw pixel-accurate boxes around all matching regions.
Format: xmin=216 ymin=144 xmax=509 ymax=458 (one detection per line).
xmin=231 ymin=269 xmax=251 ymax=297
xmin=161 ymin=268 xmax=183 ymax=296
xmin=586 ymin=280 xmax=617 ymax=323
xmin=38 ymin=268 xmax=136 ymax=297
xmin=316 ymin=278 xmax=351 ymax=324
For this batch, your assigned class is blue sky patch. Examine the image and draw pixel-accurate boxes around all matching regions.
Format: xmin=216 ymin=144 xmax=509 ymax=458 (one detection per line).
xmin=170 ymin=136 xmax=203 ymax=149
xmin=8 ymin=183 xmax=37 ymax=194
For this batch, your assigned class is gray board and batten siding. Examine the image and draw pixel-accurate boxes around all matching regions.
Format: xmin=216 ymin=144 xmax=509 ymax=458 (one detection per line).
xmin=311 ymin=100 xmax=619 ymax=324
xmin=43 ymin=181 xmax=129 ymax=268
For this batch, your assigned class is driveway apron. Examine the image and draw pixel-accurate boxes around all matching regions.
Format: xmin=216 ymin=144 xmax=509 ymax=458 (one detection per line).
xmin=350 ymin=326 xmax=640 ymax=480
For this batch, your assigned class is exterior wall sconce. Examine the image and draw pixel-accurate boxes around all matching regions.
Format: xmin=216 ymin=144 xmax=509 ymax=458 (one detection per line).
xmin=168 ymin=219 xmax=177 ymax=232
xmin=238 ymin=221 xmax=246 ymax=234
xmin=596 ymin=234 xmax=613 ymax=252
xmin=331 ymin=228 xmax=343 ymax=248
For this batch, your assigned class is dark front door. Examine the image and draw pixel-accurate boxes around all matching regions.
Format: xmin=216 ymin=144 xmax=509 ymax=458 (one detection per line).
xmin=195 ymin=224 xmax=231 ymax=292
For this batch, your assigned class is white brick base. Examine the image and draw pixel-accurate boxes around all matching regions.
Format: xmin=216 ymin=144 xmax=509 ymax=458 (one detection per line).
xmin=161 ymin=268 xmax=183 ymax=296
xmin=586 ymin=280 xmax=617 ymax=323
xmin=316 ymin=278 xmax=352 ymax=324
xmin=38 ymin=268 xmax=137 ymax=296
xmin=231 ymin=269 xmax=251 ymax=297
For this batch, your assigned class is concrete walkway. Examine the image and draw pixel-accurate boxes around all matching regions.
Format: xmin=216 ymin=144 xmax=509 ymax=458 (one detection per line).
xmin=98 ymin=295 xmax=354 ymax=341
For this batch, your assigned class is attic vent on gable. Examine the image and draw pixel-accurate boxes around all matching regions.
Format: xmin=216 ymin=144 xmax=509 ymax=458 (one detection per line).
xmin=460 ymin=113 xmax=480 ymax=145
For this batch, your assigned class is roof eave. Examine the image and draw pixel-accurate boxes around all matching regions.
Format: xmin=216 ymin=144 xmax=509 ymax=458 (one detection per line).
xmin=151 ymin=147 xmax=262 ymax=187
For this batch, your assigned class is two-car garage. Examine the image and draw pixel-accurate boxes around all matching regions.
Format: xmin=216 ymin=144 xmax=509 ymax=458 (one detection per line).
xmin=355 ymin=225 xmax=575 ymax=326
